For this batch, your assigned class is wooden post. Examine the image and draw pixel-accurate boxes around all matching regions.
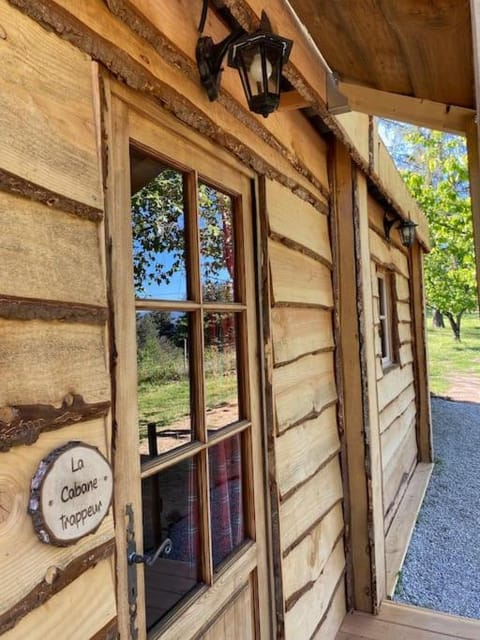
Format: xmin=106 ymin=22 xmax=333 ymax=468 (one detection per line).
xmin=409 ymin=244 xmax=433 ymax=463
xmin=468 ymin=0 xmax=480 ymax=306
xmin=465 ymin=120 xmax=480 ymax=308
xmin=329 ymin=138 xmax=386 ymax=613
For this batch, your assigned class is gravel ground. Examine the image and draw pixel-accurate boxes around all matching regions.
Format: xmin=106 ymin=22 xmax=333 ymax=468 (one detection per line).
xmin=394 ymin=396 xmax=480 ymax=618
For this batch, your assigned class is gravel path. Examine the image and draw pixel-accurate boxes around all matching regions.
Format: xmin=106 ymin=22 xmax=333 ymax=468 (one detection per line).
xmin=393 ymin=396 xmax=480 ymax=618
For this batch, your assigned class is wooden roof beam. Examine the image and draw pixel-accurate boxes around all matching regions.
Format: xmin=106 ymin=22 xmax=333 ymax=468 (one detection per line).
xmin=338 ymin=81 xmax=474 ymax=135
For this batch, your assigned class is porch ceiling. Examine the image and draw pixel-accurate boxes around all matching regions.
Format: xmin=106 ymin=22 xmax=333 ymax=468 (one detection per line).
xmin=287 ymin=0 xmax=475 ymax=129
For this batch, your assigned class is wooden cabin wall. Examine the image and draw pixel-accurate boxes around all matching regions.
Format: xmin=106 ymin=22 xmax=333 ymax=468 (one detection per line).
xmin=264 ymin=178 xmax=346 ymax=639
xmin=0 ymin=1 xmax=117 ymax=637
xmin=368 ymin=196 xmax=418 ymax=534
xmin=0 ymin=1 xmax=432 ymax=638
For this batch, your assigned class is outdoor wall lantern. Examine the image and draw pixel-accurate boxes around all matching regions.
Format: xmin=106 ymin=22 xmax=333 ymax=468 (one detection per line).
xmin=196 ymin=3 xmax=293 ymax=118
xmin=384 ymin=212 xmax=418 ymax=248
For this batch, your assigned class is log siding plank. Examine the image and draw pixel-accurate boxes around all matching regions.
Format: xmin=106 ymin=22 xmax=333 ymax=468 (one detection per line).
xmin=271 ymin=307 xmax=334 ymax=366
xmin=0 ymin=1 xmax=102 ymax=211
xmin=0 ymin=320 xmax=110 ymax=407
xmin=269 ymin=240 xmax=334 ymax=307
xmin=0 ymin=192 xmax=106 ymax=306
xmin=275 ymin=405 xmax=340 ymax=498
xmin=273 ymin=352 xmax=337 ymax=433
xmin=1 ymin=560 xmax=116 ymax=639
xmin=279 ymin=457 xmax=343 ymax=553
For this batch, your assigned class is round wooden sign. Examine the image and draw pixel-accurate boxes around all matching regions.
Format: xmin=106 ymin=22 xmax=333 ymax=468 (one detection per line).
xmin=29 ymin=441 xmax=113 ymax=546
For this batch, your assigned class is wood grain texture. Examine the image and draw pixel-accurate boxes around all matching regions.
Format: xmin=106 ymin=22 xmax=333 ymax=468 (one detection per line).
xmin=383 ymin=428 xmax=417 ymax=523
xmin=282 ymin=503 xmax=344 ymax=604
xmin=378 ymin=1 xmax=473 ymax=107
xmin=376 ymin=600 xmax=480 ymax=640
xmin=266 ymin=179 xmax=331 ymax=262
xmin=379 ymin=384 xmax=416 ymax=434
xmin=275 ymin=405 xmax=340 ymax=498
xmin=385 ymin=463 xmax=433 ymax=595
xmin=0 ymin=320 xmax=109 ymax=407
xmin=377 ymin=364 xmax=415 ymax=413
xmin=0 ymin=393 xmax=110 ymax=451
xmin=338 ymin=598 xmax=480 ymax=640
xmin=335 ymin=113 xmax=370 ymax=166
xmin=0 ymin=168 xmax=102 ymax=222
xmin=395 ymin=273 xmax=411 ymax=301
xmin=409 ymin=243 xmax=433 ymax=463
xmin=0 ymin=420 xmax=114 ymax=630
xmin=0 ymin=192 xmax=105 ymax=305
xmin=330 ymin=140 xmax=372 ymax=612
xmin=201 ymin=582 xmax=254 ymax=640
xmin=273 ymin=352 xmax=337 ymax=433
xmin=339 ymin=81 xmax=474 ymax=135
xmin=381 ymin=400 xmax=416 ymax=472
xmin=397 ymin=302 xmax=412 ymax=323
xmin=369 ymin=229 xmax=409 ymax=278
xmin=0 ymin=0 xmax=102 ymax=211
xmin=272 ymin=307 xmax=334 ymax=365
xmin=269 ymin=240 xmax=334 ymax=307
xmin=284 ymin=539 xmax=345 ymax=640
xmin=466 ymin=119 xmax=480 ymax=310
xmin=311 ymin=578 xmax=347 ymax=640
xmin=279 ymin=457 xmax=343 ymax=553
xmin=258 ymin=174 xmax=286 ymax=638
xmin=398 ymin=342 xmax=414 ymax=367
xmin=159 ymin=546 xmax=257 ymax=640
xmin=1 ymin=559 xmax=116 ymax=640
xmin=356 ymin=170 xmax=386 ymax=611
xmin=0 ymin=296 xmax=107 ymax=326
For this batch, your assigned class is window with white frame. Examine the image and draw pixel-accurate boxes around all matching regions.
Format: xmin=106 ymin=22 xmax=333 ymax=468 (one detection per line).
xmin=377 ymin=270 xmax=396 ymax=368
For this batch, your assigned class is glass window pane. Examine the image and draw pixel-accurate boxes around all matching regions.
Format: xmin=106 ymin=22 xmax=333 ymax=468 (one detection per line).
xmin=131 ymin=147 xmax=188 ymax=300
xmin=204 ymin=313 xmax=240 ymax=432
xmin=199 ymin=183 xmax=235 ymax=302
xmin=142 ymin=458 xmax=201 ymax=630
xmin=209 ymin=435 xmax=246 ymax=569
xmin=137 ymin=311 xmax=192 ymax=457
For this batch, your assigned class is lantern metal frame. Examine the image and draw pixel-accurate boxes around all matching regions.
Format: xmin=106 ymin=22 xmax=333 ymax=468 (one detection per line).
xmin=196 ymin=5 xmax=292 ymax=117
xmin=384 ymin=212 xmax=418 ymax=248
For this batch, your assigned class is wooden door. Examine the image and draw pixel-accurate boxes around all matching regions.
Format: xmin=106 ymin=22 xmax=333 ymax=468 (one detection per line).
xmin=105 ymin=83 xmax=271 ymax=640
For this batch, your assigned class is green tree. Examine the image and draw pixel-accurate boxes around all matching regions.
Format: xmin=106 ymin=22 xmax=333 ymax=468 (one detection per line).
xmin=132 ymin=169 xmax=234 ymax=297
xmin=379 ymin=122 xmax=477 ymax=340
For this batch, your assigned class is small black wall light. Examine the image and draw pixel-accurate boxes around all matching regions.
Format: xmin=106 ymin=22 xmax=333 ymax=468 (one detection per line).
xmin=196 ymin=3 xmax=293 ymax=118
xmin=384 ymin=212 xmax=418 ymax=248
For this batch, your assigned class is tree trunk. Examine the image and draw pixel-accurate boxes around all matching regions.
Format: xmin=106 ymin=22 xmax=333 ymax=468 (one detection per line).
xmin=446 ymin=312 xmax=463 ymax=341
xmin=432 ymin=309 xmax=445 ymax=328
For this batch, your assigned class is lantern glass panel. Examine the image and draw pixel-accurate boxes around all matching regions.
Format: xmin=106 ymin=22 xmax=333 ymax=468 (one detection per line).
xmin=400 ymin=222 xmax=416 ymax=247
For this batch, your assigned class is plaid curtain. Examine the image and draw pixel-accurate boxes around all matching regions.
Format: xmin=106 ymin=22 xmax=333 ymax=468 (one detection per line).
xmin=209 ymin=434 xmax=244 ymax=567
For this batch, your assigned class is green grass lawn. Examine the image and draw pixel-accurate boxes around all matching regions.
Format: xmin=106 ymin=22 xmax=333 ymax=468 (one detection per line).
xmin=427 ymin=313 xmax=480 ymax=395
xmin=138 ymin=374 xmax=237 ymax=435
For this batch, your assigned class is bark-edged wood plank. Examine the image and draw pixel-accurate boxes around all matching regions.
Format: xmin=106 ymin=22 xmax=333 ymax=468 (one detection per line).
xmin=284 ymin=539 xmax=345 ymax=640
xmin=0 ymin=192 xmax=106 ymax=306
xmin=0 ymin=320 xmax=110 ymax=407
xmin=0 ymin=1 xmax=102 ymax=211
xmin=0 ymin=393 xmax=110 ymax=451
xmin=275 ymin=405 xmax=340 ymax=498
xmin=1 ymin=559 xmax=116 ymax=639
xmin=271 ymin=307 xmax=334 ymax=366
xmin=279 ymin=457 xmax=343 ymax=553
xmin=269 ymin=240 xmax=334 ymax=307
xmin=282 ymin=502 xmax=344 ymax=604
xmin=273 ymin=352 xmax=337 ymax=433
